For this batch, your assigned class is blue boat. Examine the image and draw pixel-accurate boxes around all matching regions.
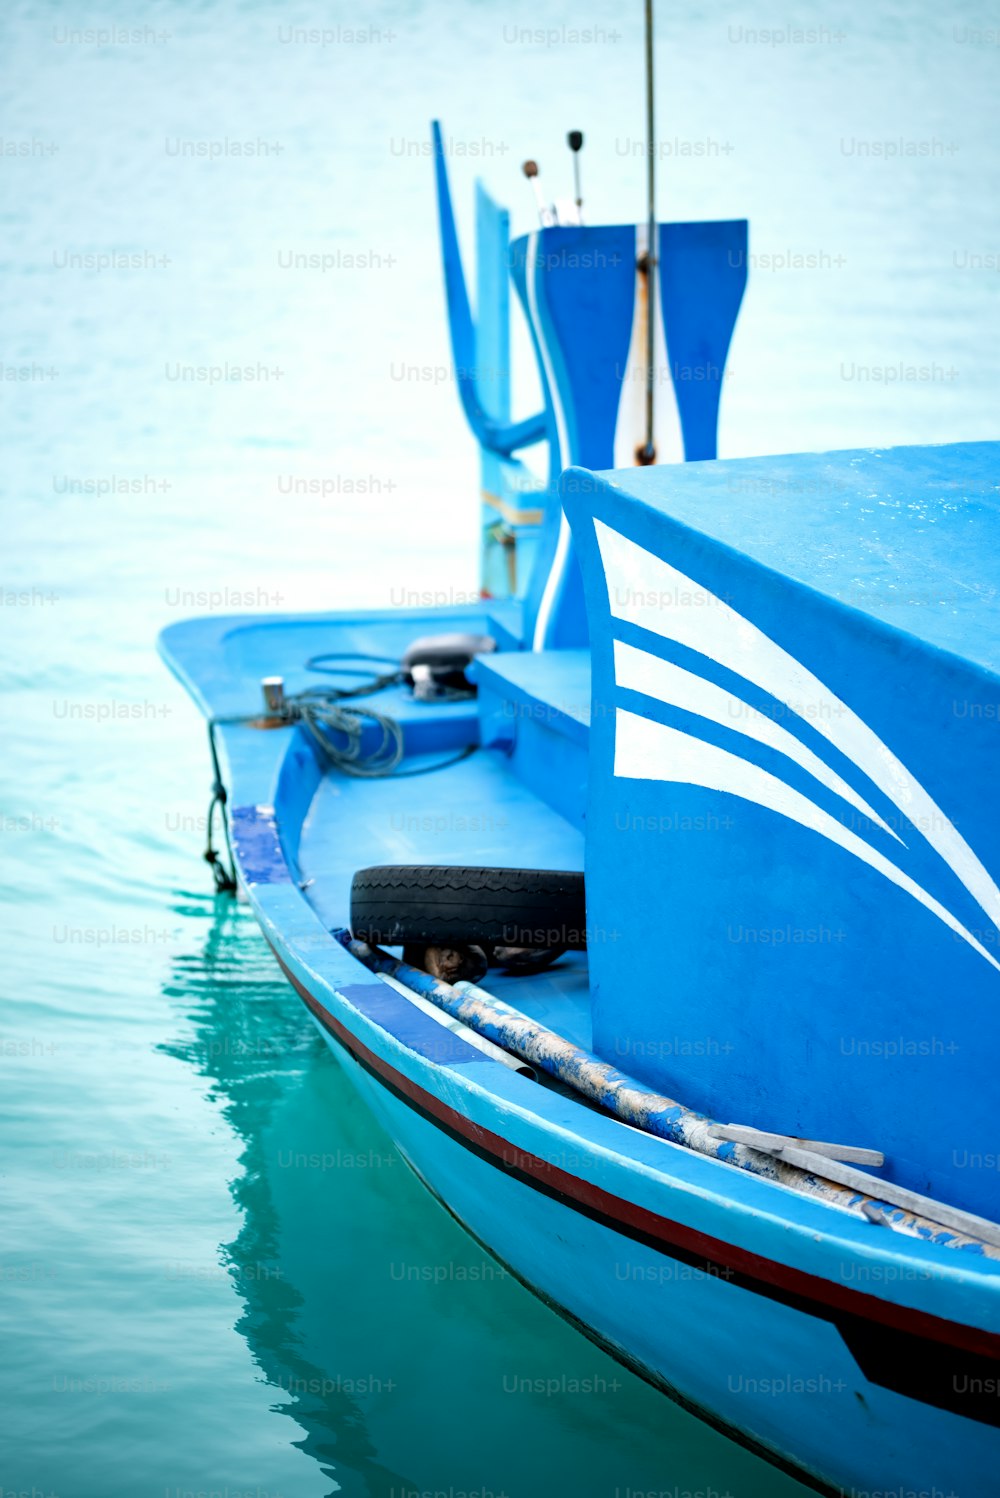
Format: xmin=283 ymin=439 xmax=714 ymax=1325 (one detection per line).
xmin=160 ymin=103 xmax=1000 ymax=1498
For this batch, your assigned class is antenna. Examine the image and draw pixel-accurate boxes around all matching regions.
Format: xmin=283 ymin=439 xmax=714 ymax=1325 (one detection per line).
xmin=567 ymin=130 xmax=584 ymax=216
xmin=637 ymin=0 xmax=657 ymax=465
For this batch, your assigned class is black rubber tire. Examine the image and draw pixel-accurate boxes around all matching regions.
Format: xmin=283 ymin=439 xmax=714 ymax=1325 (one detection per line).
xmin=351 ymin=865 xmax=587 ymax=950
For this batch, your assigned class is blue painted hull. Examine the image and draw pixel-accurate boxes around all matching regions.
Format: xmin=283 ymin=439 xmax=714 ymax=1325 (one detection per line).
xmin=159 ymin=444 xmax=1000 ymax=1495
xmin=288 ymin=945 xmax=1000 ymax=1497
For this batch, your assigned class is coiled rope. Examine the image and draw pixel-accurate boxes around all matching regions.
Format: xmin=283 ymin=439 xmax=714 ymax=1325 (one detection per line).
xmin=203 ymin=653 xmax=476 ymax=894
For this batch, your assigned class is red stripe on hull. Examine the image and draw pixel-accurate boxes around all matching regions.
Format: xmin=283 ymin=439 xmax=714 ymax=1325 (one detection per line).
xmin=273 ymin=946 xmax=1000 ymax=1362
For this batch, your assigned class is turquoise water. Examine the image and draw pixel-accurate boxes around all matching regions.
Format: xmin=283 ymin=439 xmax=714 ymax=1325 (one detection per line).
xmin=3 ymin=0 xmax=999 ymax=1493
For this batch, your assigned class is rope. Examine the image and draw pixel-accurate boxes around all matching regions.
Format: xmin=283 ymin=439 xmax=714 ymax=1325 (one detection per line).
xmin=204 ymin=719 xmax=238 ymax=893
xmin=202 ymin=653 xmax=477 ymax=893
xmin=304 ymin=651 xmax=401 ymax=691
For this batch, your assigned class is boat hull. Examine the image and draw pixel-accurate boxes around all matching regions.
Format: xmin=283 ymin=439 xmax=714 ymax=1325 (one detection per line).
xmin=284 ymin=952 xmax=1000 ymax=1498
xmin=159 ymin=599 xmax=1000 ymax=1498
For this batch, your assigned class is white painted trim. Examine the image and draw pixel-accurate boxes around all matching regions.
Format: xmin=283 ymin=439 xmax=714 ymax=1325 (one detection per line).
xmin=526 ymin=232 xmax=574 ymax=651
xmin=532 ymin=512 xmax=571 ymax=652
xmin=597 ymin=518 xmax=1000 ymax=942
xmin=614 ymin=639 xmax=899 ymax=841
xmin=615 ymin=709 xmax=1000 ymax=973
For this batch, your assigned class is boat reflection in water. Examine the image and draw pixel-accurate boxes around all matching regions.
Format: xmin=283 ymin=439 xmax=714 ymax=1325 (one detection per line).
xmin=158 ymin=895 xmax=809 ymax=1498
xmin=159 ymin=893 xmax=410 ymax=1498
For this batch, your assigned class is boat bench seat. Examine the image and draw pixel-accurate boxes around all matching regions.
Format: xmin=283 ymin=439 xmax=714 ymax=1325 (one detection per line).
xmin=475 ymin=650 xmax=591 ymax=831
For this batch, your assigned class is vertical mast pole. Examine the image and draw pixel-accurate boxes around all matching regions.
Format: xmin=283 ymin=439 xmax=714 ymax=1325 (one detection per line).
xmin=640 ymin=0 xmax=657 ymax=464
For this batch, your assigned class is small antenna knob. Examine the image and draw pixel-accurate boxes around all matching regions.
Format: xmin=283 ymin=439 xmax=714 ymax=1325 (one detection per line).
xmin=567 ymin=130 xmax=584 ymax=152
xmin=522 ymin=159 xmax=539 ymax=179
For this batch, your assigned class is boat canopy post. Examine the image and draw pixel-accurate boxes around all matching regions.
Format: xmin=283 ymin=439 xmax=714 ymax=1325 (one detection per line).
xmin=432 ymin=121 xmax=549 ymax=602
xmin=473 ymin=177 xmax=551 ymax=600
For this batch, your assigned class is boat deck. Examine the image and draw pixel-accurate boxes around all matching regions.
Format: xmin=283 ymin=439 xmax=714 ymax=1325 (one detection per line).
xmin=297 ymin=742 xmax=593 ymax=1050
xmin=158 ymin=603 xmax=597 ymax=1054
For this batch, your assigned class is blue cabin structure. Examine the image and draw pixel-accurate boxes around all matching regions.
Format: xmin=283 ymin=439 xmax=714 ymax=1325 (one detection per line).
xmin=564 ymin=443 xmax=1000 ymax=1221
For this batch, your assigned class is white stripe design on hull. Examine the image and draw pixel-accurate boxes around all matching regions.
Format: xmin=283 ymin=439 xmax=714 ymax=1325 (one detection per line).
xmin=614 ymin=639 xmax=900 ymax=841
xmin=596 ymin=518 xmax=1000 ymax=971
